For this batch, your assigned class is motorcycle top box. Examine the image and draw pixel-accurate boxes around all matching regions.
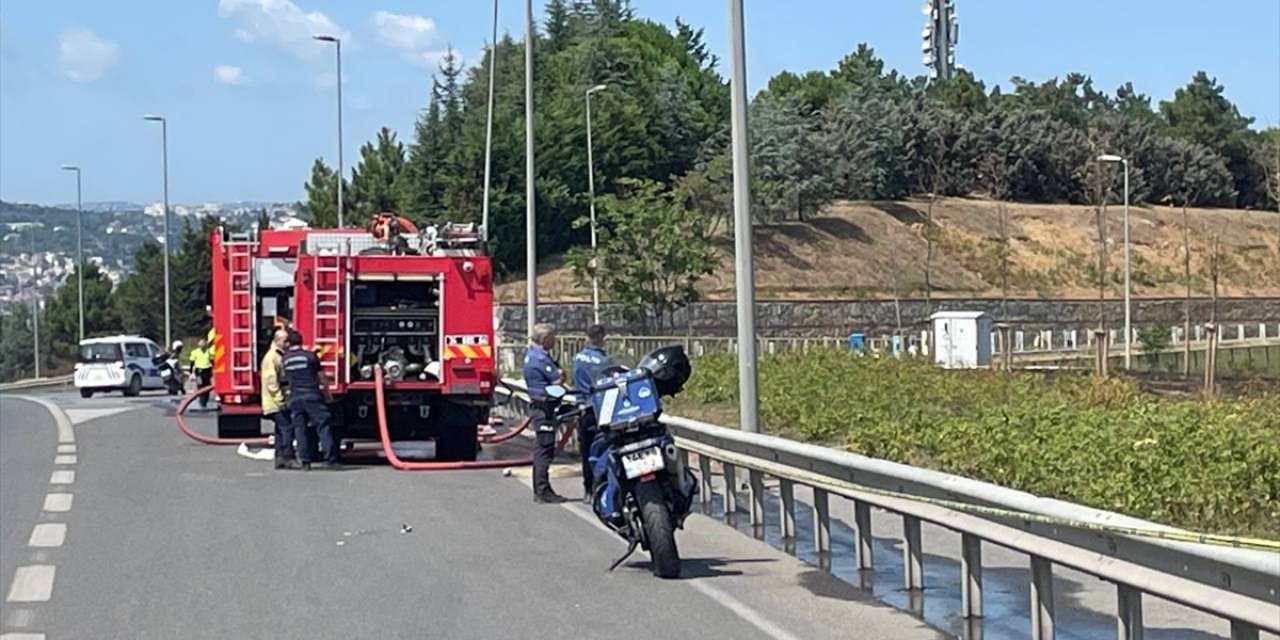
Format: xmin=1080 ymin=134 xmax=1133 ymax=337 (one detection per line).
xmin=589 ymin=369 xmax=661 ymax=430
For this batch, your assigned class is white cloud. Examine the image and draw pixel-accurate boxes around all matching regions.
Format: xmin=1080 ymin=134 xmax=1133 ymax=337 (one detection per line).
xmin=58 ymin=28 xmax=120 ymax=82
xmin=213 ymin=64 xmax=247 ymax=85
xmin=217 ymin=0 xmax=348 ymax=59
xmin=372 ymin=10 xmax=448 ymax=68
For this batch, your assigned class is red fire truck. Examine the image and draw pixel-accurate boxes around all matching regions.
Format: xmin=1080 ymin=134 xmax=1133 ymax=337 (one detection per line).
xmin=207 ymin=218 xmax=495 ymax=461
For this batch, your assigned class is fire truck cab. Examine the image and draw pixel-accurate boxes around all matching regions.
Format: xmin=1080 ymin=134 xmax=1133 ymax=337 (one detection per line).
xmin=208 ymin=220 xmax=495 ymax=461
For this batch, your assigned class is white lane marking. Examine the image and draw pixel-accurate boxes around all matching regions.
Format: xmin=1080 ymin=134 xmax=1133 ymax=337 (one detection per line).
xmin=4 ymin=607 xmax=34 ymax=628
xmin=54 ymin=455 xmax=77 ymax=465
xmin=10 ymin=395 xmax=76 ymax=444
xmin=685 ymin=581 xmax=804 ymax=640
xmin=5 ymin=566 xmax=55 ymax=602
xmin=0 ymin=633 xmax=46 ymax=640
xmin=512 ymin=475 xmax=802 ymax=640
xmin=64 ymin=407 xmax=134 ymax=425
xmin=43 ymin=494 xmax=73 ymax=513
xmin=49 ymin=470 xmax=75 ymax=485
xmin=28 ymin=524 xmax=67 ymax=548
xmin=57 ymin=444 xmax=76 ymax=454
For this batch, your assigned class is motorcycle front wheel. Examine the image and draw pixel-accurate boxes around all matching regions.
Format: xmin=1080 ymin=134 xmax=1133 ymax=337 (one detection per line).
xmin=635 ymin=481 xmax=681 ymax=579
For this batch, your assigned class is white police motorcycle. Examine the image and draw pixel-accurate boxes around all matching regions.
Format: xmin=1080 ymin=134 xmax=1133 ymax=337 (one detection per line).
xmin=545 ymin=345 xmax=698 ymax=579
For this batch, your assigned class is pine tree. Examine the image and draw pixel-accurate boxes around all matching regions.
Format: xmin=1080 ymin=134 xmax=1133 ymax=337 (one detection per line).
xmin=301 ymin=158 xmax=341 ymax=228
xmin=349 ymin=127 xmax=407 ymax=217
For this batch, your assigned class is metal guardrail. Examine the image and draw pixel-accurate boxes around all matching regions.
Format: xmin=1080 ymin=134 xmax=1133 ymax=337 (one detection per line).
xmin=0 ymin=374 xmax=74 ymax=393
xmin=494 ymin=378 xmax=1280 ymax=640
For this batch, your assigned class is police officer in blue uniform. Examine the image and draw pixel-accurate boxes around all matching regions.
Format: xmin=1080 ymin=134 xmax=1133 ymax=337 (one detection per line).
xmin=281 ymin=330 xmax=338 ymax=471
xmin=572 ymin=324 xmax=612 ymax=502
xmin=523 ymin=323 xmax=566 ymax=503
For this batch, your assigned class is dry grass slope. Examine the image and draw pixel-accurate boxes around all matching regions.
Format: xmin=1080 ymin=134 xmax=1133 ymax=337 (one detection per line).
xmin=496 ymin=197 xmax=1280 ymax=302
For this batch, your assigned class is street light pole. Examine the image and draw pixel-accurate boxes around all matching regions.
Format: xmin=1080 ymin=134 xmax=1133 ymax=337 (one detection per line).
xmin=481 ymin=0 xmax=499 ymax=245
xmin=585 ymin=84 xmax=608 ymax=325
xmin=314 ymin=35 xmax=344 ymax=228
xmin=1099 ymin=154 xmax=1131 ymax=369
xmin=60 ymin=165 xmax=84 ymax=342
xmin=728 ymin=0 xmax=760 ymax=433
xmin=144 ymin=115 xmax=172 ymax=347
xmin=524 ymin=0 xmax=537 ymax=338
xmin=29 ymin=221 xmax=41 ymax=378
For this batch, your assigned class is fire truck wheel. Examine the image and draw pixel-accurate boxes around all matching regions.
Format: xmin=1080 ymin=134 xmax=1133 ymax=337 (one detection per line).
xmin=436 ymin=403 xmax=481 ymax=462
xmin=217 ymin=414 xmax=262 ymax=439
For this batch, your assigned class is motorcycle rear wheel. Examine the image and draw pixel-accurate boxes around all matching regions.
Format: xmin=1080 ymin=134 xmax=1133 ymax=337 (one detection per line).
xmin=635 ymin=481 xmax=680 ymax=579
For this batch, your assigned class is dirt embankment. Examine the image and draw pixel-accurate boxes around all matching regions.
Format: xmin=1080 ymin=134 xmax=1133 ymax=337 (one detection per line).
xmin=497 ymin=197 xmax=1280 ymax=303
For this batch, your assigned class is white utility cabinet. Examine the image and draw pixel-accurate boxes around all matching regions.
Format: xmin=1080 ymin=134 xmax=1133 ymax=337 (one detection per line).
xmin=931 ymin=311 xmax=992 ymax=369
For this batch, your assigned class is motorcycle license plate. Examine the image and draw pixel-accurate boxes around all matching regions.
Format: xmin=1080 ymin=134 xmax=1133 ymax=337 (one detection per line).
xmin=621 ymin=446 xmax=665 ymax=480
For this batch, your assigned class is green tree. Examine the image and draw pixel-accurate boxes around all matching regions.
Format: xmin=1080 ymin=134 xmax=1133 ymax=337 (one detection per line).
xmin=748 ymin=93 xmax=833 ymax=222
xmin=1160 ymin=72 xmax=1258 ymax=206
xmin=0 ymin=304 xmax=38 ymax=381
xmin=349 ymin=127 xmax=407 ymax=218
xmin=170 ymin=215 xmax=231 ymax=339
xmin=113 ymin=241 xmax=167 ymax=341
xmin=43 ymin=262 xmax=118 ymax=359
xmin=566 ymin=179 xmax=716 ymax=331
xmin=301 ymin=158 xmax=346 ymax=228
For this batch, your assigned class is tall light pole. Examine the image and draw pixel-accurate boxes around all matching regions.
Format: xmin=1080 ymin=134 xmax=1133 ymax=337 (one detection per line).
xmin=29 ymin=221 xmax=41 ymax=378
xmin=60 ymin=165 xmax=84 ymax=342
xmin=314 ymin=34 xmax=344 ymax=228
xmin=524 ymin=0 xmax=537 ymax=337
xmin=728 ymin=0 xmax=759 ymax=434
xmin=481 ymin=0 xmax=499 ymax=245
xmin=585 ymin=83 xmax=608 ymax=325
xmin=144 ymin=115 xmax=173 ymax=348
xmin=1099 ymin=154 xmax=1131 ymax=369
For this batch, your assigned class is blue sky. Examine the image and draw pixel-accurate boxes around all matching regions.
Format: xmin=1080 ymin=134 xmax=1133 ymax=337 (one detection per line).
xmin=1 ymin=0 xmax=1277 ymax=206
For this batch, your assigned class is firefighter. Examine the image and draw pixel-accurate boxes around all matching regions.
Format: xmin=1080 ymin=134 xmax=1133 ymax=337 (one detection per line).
xmin=572 ymin=324 xmax=612 ymax=502
xmin=189 ymin=339 xmax=215 ymax=409
xmin=261 ymin=328 xmax=299 ymax=470
xmin=281 ymin=330 xmax=338 ymax=470
xmin=523 ymin=323 xmax=566 ymax=503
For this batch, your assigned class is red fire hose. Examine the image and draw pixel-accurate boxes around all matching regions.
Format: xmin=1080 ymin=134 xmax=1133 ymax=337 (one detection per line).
xmin=375 ymin=365 xmax=574 ymax=471
xmin=484 ymin=416 xmax=531 ymax=443
xmin=175 ymin=385 xmax=271 ymax=446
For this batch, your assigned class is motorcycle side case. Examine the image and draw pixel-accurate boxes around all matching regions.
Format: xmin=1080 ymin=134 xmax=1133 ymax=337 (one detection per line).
xmin=590 ymin=370 xmax=661 ymax=430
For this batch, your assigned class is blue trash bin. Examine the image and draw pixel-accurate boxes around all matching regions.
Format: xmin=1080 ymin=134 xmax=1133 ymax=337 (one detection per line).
xmin=847 ymin=333 xmax=865 ymax=352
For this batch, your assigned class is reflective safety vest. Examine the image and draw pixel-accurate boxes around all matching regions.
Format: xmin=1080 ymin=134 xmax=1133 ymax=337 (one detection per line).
xmin=190 ymin=347 xmax=213 ymax=370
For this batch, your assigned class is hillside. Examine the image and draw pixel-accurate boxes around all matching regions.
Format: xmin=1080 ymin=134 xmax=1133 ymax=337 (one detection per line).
xmin=496 ymin=197 xmax=1280 ymax=303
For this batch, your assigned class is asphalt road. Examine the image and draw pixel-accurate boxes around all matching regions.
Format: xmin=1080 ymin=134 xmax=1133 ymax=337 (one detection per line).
xmin=0 ymin=392 xmax=943 ymax=640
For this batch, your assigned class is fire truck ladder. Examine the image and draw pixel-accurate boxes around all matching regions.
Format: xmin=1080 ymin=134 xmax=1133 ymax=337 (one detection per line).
xmin=225 ymin=231 xmax=258 ymax=392
xmin=313 ymin=247 xmax=344 ymax=390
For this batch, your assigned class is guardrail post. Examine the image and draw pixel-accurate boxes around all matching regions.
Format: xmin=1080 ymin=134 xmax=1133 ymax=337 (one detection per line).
xmin=854 ymin=500 xmax=873 ymax=571
xmin=778 ymin=479 xmax=796 ymax=539
xmin=698 ymin=454 xmax=712 ymax=505
xmin=812 ymin=488 xmax=831 ymax=554
xmin=961 ymin=533 xmax=982 ymax=618
xmin=1230 ymin=622 xmax=1260 ymax=640
xmin=748 ymin=469 xmax=765 ymax=527
xmin=1117 ymin=584 xmax=1143 ymax=640
xmin=903 ymin=514 xmax=923 ymax=592
xmin=722 ymin=463 xmax=738 ymax=519
xmin=1030 ymin=555 xmax=1055 ymax=640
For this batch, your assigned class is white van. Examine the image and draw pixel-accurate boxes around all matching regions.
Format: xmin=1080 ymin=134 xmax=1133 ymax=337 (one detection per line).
xmin=74 ymin=335 xmax=167 ymax=398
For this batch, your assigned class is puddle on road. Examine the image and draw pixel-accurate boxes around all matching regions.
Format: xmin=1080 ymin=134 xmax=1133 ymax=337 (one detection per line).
xmin=698 ymin=487 xmax=1214 ymax=640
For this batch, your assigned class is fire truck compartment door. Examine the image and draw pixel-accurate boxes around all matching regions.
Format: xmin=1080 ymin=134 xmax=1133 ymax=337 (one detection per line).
xmin=254 ymin=258 xmax=296 ymax=288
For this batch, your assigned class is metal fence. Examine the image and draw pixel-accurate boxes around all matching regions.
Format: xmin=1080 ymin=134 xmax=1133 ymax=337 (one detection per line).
xmin=494 ymin=378 xmax=1280 ymax=640
xmin=0 ymin=374 xmax=74 ymax=393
